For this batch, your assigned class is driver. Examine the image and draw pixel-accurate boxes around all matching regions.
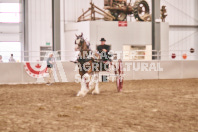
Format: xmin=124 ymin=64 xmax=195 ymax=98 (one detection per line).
xmin=97 ymin=38 xmax=111 ymax=62
xmin=97 ymin=38 xmax=111 ymax=71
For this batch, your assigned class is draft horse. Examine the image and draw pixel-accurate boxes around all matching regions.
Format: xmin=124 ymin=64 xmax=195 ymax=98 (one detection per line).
xmin=75 ymin=33 xmax=123 ymax=97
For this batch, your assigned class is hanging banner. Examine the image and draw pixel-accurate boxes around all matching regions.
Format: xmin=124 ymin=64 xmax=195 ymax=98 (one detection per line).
xmin=24 ymin=62 xmax=47 ymax=78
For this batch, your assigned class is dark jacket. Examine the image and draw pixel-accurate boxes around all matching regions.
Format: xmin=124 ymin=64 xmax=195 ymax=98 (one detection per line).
xmin=97 ymin=45 xmax=111 ymax=61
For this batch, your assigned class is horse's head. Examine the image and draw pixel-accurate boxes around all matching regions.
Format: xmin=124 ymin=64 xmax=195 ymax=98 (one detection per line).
xmin=75 ymin=33 xmax=85 ymax=51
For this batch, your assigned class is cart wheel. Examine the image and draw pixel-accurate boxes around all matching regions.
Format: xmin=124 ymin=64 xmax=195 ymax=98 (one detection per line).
xmin=117 ymin=76 xmax=123 ymax=92
xmin=134 ymin=0 xmax=150 ymax=21
xmin=116 ymin=59 xmax=124 ymax=92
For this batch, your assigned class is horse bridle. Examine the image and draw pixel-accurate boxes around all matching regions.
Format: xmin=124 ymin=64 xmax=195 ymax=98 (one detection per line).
xmin=76 ymin=36 xmax=91 ymax=52
xmin=75 ymin=37 xmax=83 ymax=49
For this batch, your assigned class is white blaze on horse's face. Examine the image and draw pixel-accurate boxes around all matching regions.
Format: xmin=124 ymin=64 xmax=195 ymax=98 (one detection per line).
xmin=75 ymin=38 xmax=81 ymax=45
xmin=75 ymin=44 xmax=79 ymax=51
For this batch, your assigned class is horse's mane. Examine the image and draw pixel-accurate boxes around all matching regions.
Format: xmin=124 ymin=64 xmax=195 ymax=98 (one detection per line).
xmin=84 ymin=39 xmax=91 ymax=50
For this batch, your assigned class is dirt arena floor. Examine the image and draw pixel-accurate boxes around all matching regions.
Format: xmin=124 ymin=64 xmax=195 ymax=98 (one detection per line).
xmin=0 ymin=79 xmax=198 ymax=132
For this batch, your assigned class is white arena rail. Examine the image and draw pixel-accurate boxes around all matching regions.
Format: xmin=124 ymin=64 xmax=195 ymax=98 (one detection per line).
xmin=0 ymin=60 xmax=198 ymax=84
xmin=0 ymin=50 xmax=197 ymax=84
xmin=0 ymin=50 xmax=197 ymax=62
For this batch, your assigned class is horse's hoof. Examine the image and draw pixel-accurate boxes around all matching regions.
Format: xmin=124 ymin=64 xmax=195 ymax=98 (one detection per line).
xmin=92 ymin=90 xmax=100 ymax=95
xmin=77 ymin=91 xmax=83 ymax=97
xmin=77 ymin=94 xmax=84 ymax=97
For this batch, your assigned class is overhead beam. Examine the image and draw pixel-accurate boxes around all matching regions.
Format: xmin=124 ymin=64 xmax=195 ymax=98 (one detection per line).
xmin=0 ymin=0 xmax=19 ymax=3
xmin=170 ymin=25 xmax=198 ymax=28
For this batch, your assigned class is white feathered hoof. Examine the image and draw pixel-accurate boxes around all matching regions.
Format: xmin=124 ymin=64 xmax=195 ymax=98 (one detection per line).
xmin=76 ymin=91 xmax=83 ymax=97
xmin=92 ymin=89 xmax=100 ymax=95
xmin=77 ymin=89 xmax=89 ymax=97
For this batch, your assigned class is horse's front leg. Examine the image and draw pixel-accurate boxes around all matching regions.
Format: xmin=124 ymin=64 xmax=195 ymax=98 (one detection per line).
xmin=77 ymin=73 xmax=90 ymax=97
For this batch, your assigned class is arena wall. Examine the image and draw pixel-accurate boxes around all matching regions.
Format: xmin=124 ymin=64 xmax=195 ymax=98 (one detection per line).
xmin=64 ymin=21 xmax=169 ymax=60
xmin=0 ymin=61 xmax=197 ymax=84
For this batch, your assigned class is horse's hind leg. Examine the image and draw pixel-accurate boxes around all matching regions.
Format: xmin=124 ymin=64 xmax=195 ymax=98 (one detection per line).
xmin=92 ymin=73 xmax=100 ymax=95
xmin=92 ymin=81 xmax=99 ymax=95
